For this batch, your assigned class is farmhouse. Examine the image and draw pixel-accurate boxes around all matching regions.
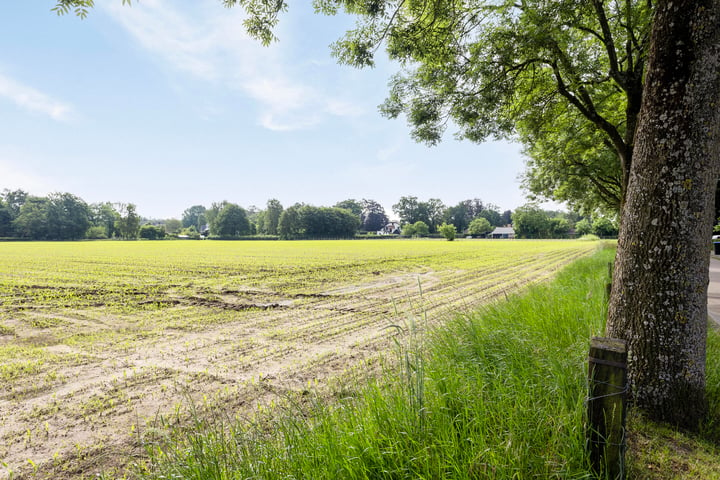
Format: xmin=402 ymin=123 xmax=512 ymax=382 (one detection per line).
xmin=489 ymin=226 xmax=515 ymax=239
xmin=378 ymin=221 xmax=401 ymax=235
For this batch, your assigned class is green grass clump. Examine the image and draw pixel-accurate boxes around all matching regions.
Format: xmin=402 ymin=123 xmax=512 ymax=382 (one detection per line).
xmin=137 ymin=247 xmax=614 ymax=479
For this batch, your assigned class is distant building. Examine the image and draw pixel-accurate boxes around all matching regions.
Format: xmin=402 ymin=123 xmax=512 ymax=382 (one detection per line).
xmin=378 ymin=221 xmax=401 ymax=235
xmin=489 ymin=226 xmax=515 ymax=239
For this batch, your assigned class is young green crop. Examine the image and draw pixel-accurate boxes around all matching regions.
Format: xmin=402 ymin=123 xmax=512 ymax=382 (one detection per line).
xmin=0 ymin=239 xmax=599 ymax=478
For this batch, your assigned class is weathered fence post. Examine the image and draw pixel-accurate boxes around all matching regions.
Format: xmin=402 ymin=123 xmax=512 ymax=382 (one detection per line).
xmin=587 ymin=337 xmax=627 ymax=479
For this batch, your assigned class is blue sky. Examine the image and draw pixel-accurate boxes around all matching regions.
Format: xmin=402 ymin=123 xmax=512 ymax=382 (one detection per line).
xmin=0 ymin=0 xmax=542 ymax=220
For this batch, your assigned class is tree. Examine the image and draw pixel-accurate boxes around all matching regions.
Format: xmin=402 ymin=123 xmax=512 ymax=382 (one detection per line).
xmin=512 ymin=205 xmax=551 ymax=239
xmin=401 ymin=223 xmax=415 ymax=237
xmin=468 ymin=217 xmax=492 ymax=237
xmin=182 ymin=205 xmax=207 ymax=231
xmin=392 ymin=196 xmax=445 ymax=232
xmin=325 ymin=0 xmax=717 ymax=423
xmin=13 ymin=197 xmax=50 ymax=240
xmin=278 ymin=205 xmax=303 ymax=239
xmin=213 ymin=203 xmax=251 ymax=237
xmin=115 ymin=203 xmax=140 ymax=240
xmin=574 ymin=218 xmax=593 ymax=236
xmin=312 ymin=1 xmax=649 ymax=214
xmin=500 ymin=210 xmax=512 ymax=226
xmin=606 ymin=0 xmax=720 ymax=427
xmin=424 ymin=198 xmax=446 ymax=233
xmin=334 ymin=199 xmax=363 ymax=218
xmin=139 ymin=224 xmax=166 ymax=240
xmin=521 ymin=120 xmax=623 ymax=214
xmin=411 ymin=221 xmax=429 ymax=237
xmin=90 ymin=202 xmax=120 ymax=238
xmin=263 ymin=199 xmax=283 ymax=235
xmin=180 ymin=225 xmax=202 ymax=240
xmin=205 ymin=201 xmax=227 ymax=234
xmin=548 ymin=217 xmax=571 ymax=239
xmin=46 ymin=192 xmax=90 ymax=240
xmin=591 ymin=217 xmax=618 ymax=238
xmin=477 ymin=207 xmax=503 ymax=228
xmin=7 ymin=192 xmax=90 ymax=240
xmin=0 ymin=200 xmax=13 ymax=237
xmin=163 ymin=218 xmax=182 ymax=235
xmin=444 ymin=198 xmax=484 ymax=234
xmin=438 ymin=223 xmax=456 ymax=241
xmin=392 ymin=196 xmax=424 ymax=226
xmin=360 ymin=199 xmax=388 ymax=232
xmin=2 ymin=189 xmax=28 ymax=218
xmin=299 ymin=206 xmax=359 ymax=238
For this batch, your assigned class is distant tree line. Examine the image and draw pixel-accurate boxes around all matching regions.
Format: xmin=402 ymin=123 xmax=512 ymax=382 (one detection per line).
xmin=510 ymin=205 xmax=618 ymax=239
xmin=0 ymin=189 xmax=617 ymax=241
xmin=0 ymin=190 xmax=144 ymax=241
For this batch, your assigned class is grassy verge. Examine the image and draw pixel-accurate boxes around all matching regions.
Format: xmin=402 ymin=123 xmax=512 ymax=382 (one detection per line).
xmin=132 ymin=245 xmax=720 ymax=479
xmin=626 ymin=326 xmax=720 ymax=480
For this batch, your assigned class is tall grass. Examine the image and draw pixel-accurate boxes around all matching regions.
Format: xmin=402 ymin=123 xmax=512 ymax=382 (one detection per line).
xmin=135 ymin=246 xmax=619 ymax=479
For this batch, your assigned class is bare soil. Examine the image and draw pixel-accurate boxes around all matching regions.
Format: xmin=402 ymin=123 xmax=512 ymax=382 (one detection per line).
xmin=0 ymin=252 xmax=586 ymax=479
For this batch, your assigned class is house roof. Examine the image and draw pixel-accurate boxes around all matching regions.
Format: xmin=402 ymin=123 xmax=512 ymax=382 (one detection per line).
xmin=491 ymin=227 xmax=515 ymax=234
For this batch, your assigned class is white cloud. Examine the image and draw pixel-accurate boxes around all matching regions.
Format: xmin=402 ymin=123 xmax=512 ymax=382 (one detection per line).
xmin=0 ymin=74 xmax=73 ymax=121
xmin=103 ymin=0 xmax=364 ymax=131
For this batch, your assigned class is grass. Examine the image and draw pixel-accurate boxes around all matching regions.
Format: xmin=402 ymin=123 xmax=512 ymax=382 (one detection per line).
xmin=134 ymin=244 xmax=720 ymax=479
xmin=135 ymin=246 xmax=615 ymax=479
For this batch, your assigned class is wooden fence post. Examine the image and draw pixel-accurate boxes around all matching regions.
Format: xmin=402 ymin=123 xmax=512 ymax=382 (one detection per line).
xmin=587 ymin=337 xmax=627 ymax=479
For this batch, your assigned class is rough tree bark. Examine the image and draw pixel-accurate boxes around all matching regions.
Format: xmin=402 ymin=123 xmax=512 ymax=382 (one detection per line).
xmin=607 ymin=0 xmax=720 ymax=427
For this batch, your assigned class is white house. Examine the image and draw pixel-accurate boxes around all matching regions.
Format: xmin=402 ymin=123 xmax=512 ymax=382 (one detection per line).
xmin=489 ymin=226 xmax=515 ymax=239
xmin=378 ymin=221 xmax=401 ymax=235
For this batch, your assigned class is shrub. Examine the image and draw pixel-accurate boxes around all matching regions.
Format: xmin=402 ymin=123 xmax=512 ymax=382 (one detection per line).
xmin=438 ymin=223 xmax=456 ymax=241
xmin=86 ymin=226 xmax=108 ymax=239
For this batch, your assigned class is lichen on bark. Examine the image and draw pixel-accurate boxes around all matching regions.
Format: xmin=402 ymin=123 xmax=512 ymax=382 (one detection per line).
xmin=607 ymin=0 xmax=720 ymax=428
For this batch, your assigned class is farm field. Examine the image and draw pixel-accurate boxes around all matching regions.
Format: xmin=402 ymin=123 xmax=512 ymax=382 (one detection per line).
xmin=0 ymin=239 xmax=596 ymax=478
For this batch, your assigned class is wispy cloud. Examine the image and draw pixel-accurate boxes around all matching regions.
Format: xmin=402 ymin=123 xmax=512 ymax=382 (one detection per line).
xmin=103 ymin=0 xmax=363 ymax=131
xmin=0 ymin=74 xmax=73 ymax=121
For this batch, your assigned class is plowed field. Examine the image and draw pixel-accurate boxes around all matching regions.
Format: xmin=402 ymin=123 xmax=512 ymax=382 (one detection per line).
xmin=0 ymin=239 xmax=596 ymax=478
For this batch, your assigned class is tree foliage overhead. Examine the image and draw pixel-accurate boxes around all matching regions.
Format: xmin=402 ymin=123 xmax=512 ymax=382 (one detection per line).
xmin=317 ymin=0 xmax=651 ymax=213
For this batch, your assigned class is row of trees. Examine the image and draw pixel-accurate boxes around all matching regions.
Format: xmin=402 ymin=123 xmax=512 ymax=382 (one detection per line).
xmin=0 ymin=190 xmax=141 ymax=240
xmin=2 ymin=188 xmax=619 ymax=241
xmin=512 ymin=205 xmax=618 ymax=239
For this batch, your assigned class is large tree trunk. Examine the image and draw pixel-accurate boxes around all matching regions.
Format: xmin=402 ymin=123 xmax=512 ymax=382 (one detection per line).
xmin=607 ymin=0 xmax=720 ymax=428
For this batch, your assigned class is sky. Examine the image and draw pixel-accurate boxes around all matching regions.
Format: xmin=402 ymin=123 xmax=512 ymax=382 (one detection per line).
xmin=0 ymin=0 xmax=550 ymax=220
